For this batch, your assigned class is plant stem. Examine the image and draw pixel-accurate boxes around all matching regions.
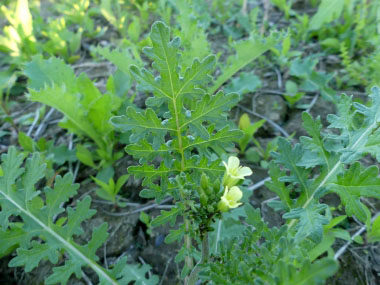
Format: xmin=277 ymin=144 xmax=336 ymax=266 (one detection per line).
xmin=170 ymin=72 xmax=194 ymax=281
xmin=188 ymin=233 xmax=209 ymax=285
xmin=184 ymin=218 xmax=194 ymax=283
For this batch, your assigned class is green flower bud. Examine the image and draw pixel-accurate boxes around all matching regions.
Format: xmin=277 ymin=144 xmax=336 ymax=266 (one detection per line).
xmin=200 ymin=193 xmax=208 ymax=206
xmin=201 ymin=173 xmax=209 ymax=190
xmin=213 ymin=180 xmax=221 ymax=194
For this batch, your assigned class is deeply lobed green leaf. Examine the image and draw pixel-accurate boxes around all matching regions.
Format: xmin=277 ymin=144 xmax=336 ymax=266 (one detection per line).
xmin=0 ymin=147 xmax=158 ymax=284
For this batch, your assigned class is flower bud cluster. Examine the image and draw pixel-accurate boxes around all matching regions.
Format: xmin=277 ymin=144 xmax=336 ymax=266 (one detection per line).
xmin=196 ymin=157 xmax=252 ymax=214
xmin=192 ymin=157 xmax=252 ymax=235
xmin=196 ymin=173 xmax=221 ymax=211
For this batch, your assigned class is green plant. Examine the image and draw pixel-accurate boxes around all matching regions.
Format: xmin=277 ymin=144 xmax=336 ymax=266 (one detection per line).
xmin=236 ymin=113 xmax=277 ymax=168
xmin=0 ymin=69 xmax=18 ymax=120
xmin=224 ymin=71 xmax=262 ymax=96
xmin=339 ymin=39 xmax=380 ymax=90
xmin=0 ymin=147 xmax=158 ymax=284
xmin=308 ymin=0 xmax=379 ymax=58
xmin=100 ymin=0 xmax=127 ymax=35
xmin=237 ymin=113 xmax=265 ymax=153
xmin=140 ymin=211 xmax=153 ymax=237
xmin=110 ymin=21 xmax=248 ymax=283
xmin=23 ymin=55 xmax=126 ymax=168
xmin=107 ymin=21 xmax=344 ymax=284
xmin=41 ymin=17 xmax=82 ymax=63
xmin=0 ymin=0 xmax=37 ymax=64
xmin=4 ymin=3 xmax=380 ymax=282
xmin=286 ymin=56 xmax=335 ymax=103
xmin=210 ymin=33 xmax=277 ymax=94
xmin=54 ymin=0 xmax=105 ymax=38
xmin=271 ymin=0 xmax=294 ymax=19
xmin=206 ymin=206 xmax=338 ymax=284
xmin=209 ymin=0 xmax=252 ymax=39
xmin=368 ymin=214 xmax=380 ymax=242
xmin=339 ymin=42 xmax=367 ymax=86
xmin=99 ymin=0 xmax=148 ymax=42
xmin=112 ymin=22 xmax=380 ymax=280
xmin=92 ymin=174 xmax=130 ymax=204
xmin=270 ymin=30 xmax=302 ymax=68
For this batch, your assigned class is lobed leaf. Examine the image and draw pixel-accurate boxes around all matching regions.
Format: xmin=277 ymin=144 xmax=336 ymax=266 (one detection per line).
xmin=272 ymin=137 xmax=311 ymax=202
xmin=110 ymin=257 xmax=159 ymax=285
xmin=111 ymin=107 xmax=173 ymax=149
xmin=182 ymin=126 xmax=243 ymax=155
xmin=0 ymin=147 xmax=158 ymax=284
xmin=299 ymin=112 xmax=332 ymax=169
xmin=128 ymin=162 xmax=180 ymax=192
xmin=327 ymin=162 xmax=380 ymax=222
xmin=180 ymin=91 xmax=240 ymax=139
xmin=126 ymin=139 xmax=171 ymax=163
xmin=265 ymin=161 xmax=292 ymax=212
xmin=185 ymin=157 xmax=224 ymax=176
xmin=151 ymin=204 xmax=185 ymax=227
xmin=283 ymin=203 xmax=329 ymax=243
xmin=24 ymin=55 xmax=77 ymax=92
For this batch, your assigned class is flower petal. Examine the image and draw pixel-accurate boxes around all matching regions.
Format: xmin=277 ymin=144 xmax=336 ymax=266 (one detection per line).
xmin=229 ymin=202 xmax=242 ymax=208
xmin=237 ymin=166 xmax=252 ymax=177
xmin=228 ymin=156 xmax=240 ymax=170
xmin=226 ymin=186 xmax=242 ymax=202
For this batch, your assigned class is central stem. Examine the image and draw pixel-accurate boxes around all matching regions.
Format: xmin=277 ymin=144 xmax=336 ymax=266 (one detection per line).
xmin=188 ymin=233 xmax=209 ymax=285
xmin=172 ymin=96 xmax=194 ymax=282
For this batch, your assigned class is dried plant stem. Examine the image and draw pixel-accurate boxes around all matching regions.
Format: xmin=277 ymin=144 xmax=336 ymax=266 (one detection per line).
xmin=241 ymin=0 xmax=248 ymax=15
xmin=260 ymin=0 xmax=270 ymax=34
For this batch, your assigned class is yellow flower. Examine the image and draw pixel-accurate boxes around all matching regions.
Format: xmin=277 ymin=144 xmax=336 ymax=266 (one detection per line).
xmin=217 ymin=186 xmax=243 ymax=212
xmin=222 ymin=156 xmax=252 ymax=187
